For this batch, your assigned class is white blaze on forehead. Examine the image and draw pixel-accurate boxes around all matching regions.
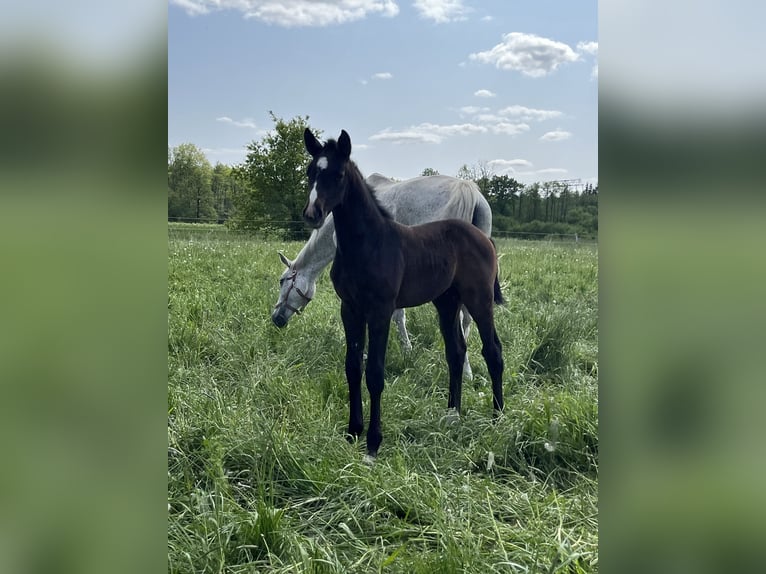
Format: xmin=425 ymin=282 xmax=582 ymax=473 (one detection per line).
xmin=307 ymin=157 xmax=325 ymax=211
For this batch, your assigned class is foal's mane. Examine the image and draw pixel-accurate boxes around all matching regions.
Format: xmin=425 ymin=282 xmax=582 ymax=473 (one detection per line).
xmin=330 ymin=144 xmax=392 ymax=221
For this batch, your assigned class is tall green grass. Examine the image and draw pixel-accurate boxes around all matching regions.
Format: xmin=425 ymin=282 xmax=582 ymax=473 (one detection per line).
xmin=168 ymin=227 xmax=598 ymax=573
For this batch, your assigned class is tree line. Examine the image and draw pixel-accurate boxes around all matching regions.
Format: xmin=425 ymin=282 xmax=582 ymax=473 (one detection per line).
xmin=168 ymin=113 xmax=597 ymax=240
xmin=167 ymin=144 xmax=240 ymax=223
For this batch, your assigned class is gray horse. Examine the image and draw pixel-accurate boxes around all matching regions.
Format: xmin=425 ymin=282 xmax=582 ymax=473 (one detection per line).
xmin=272 ymin=173 xmax=493 ymax=379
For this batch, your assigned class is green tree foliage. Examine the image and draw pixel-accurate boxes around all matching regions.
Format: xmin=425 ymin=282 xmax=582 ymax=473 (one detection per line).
xmin=168 ymin=143 xmax=216 ymax=222
xmin=211 ymin=162 xmax=236 ymax=222
xmin=231 ymin=113 xmax=319 ymax=238
xmin=458 ymin=162 xmax=598 ymax=239
xmin=484 ymin=174 xmax=522 ymax=217
xmin=166 ymin=136 xmax=597 ymax=239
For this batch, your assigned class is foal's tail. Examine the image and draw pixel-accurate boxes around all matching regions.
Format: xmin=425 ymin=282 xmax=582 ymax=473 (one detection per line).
xmin=490 ymin=238 xmax=505 ymax=306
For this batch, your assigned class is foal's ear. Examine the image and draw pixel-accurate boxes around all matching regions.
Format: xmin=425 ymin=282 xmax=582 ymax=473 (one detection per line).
xmin=304 ymin=128 xmax=323 ymax=157
xmin=278 ymin=252 xmax=292 ymax=268
xmin=338 ymin=130 xmax=351 ymax=160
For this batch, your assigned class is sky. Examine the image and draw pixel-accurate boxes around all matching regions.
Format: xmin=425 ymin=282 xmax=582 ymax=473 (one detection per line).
xmin=169 ymin=0 xmax=598 ymax=186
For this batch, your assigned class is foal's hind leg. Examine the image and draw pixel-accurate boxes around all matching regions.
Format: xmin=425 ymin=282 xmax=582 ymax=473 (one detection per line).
xmin=465 ymin=302 xmax=504 ymax=413
xmin=434 ymin=290 xmax=467 ymax=413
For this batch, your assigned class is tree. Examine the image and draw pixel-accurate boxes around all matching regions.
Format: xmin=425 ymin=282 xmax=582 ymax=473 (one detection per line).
xmin=541 ymin=181 xmax=557 ymax=222
xmin=456 ymin=163 xmax=473 ymax=181
xmin=232 ymin=112 xmax=319 ymax=237
xmin=485 ymin=174 xmax=522 ymax=217
xmin=456 ymin=161 xmax=492 ymax=183
xmin=524 ymin=183 xmax=542 ymax=222
xmin=421 ymin=167 xmax=440 ymax=176
xmin=456 ymin=161 xmax=494 ymax=210
xmin=211 ymin=162 xmax=235 ymax=222
xmin=168 ymin=143 xmax=215 ymax=221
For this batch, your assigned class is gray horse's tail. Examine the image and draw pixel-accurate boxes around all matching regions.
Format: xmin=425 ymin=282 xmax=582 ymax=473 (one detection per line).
xmin=493 ymin=274 xmax=505 ymax=306
xmin=470 ymin=187 xmax=493 ymax=237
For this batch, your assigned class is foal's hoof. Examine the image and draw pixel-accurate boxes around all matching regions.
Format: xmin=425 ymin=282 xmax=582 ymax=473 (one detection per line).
xmin=441 ymin=408 xmax=461 ymax=426
xmin=346 ymin=428 xmax=363 ymax=445
xmin=346 ymin=433 xmax=362 ymax=445
xmin=362 ymin=453 xmax=376 ymax=466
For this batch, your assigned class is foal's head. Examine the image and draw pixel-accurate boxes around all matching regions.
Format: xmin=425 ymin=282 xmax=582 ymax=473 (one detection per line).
xmin=302 ymin=128 xmax=352 ymax=228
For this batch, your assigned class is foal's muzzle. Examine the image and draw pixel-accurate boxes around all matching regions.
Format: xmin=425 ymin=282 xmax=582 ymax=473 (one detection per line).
xmin=303 ymin=206 xmax=324 ymax=229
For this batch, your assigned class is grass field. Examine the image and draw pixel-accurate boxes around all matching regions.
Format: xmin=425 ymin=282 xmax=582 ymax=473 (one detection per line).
xmin=168 ymin=224 xmax=598 ymax=573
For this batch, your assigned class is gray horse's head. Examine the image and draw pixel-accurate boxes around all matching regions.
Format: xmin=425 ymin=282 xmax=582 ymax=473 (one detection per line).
xmin=271 ymin=252 xmax=316 ymax=327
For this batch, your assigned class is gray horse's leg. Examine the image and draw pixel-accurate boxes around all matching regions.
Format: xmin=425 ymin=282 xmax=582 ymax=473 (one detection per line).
xmin=392 ymin=308 xmax=412 ymax=352
xmin=460 ymin=307 xmax=474 ymax=380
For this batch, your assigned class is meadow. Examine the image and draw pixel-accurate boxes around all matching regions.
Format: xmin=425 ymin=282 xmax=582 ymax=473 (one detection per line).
xmin=168 ymin=224 xmax=598 ymax=573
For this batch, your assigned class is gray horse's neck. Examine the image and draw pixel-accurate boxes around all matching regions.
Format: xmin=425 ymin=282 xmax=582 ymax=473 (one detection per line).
xmin=292 ymin=213 xmax=336 ymax=279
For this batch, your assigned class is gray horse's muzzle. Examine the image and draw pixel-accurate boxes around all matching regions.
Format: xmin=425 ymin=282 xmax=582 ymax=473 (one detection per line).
xmin=271 ymin=309 xmax=288 ymax=328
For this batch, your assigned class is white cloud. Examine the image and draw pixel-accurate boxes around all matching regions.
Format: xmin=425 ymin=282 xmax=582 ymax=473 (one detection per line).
xmin=372 ymin=72 xmax=393 ymax=80
xmin=459 ymin=104 xmax=562 ymax=124
xmin=490 ymin=122 xmax=530 ymax=136
xmin=420 ymin=122 xmax=489 ymax=137
xmin=469 ymin=32 xmax=580 ymax=77
xmin=576 ymin=41 xmax=598 ymax=80
xmin=369 ymin=128 xmax=442 ymax=144
xmin=488 ymin=158 xmax=534 ymax=173
xmin=474 ymin=113 xmax=503 ymax=123
xmin=540 ymin=130 xmax=572 ymax=142
xmin=577 ymin=41 xmax=598 ymax=56
xmin=413 ymin=0 xmax=470 ymax=23
xmin=370 ymin=122 xmax=488 ymax=144
xmin=458 ymin=106 xmax=490 ymax=116
xmin=369 ymin=118 xmax=531 ymax=144
xmin=172 ymin=0 xmax=209 ymax=16
xmin=486 ymin=161 xmax=569 ymax=181
xmin=170 ymin=0 xmax=399 ymax=27
xmin=474 ymin=89 xmax=496 ymax=98
xmin=498 ymin=105 xmax=563 ymax=122
xmin=216 ymin=116 xmax=258 ymax=129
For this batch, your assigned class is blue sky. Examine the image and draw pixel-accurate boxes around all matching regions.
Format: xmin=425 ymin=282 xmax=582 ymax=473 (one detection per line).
xmin=169 ymin=1 xmax=597 ymax=185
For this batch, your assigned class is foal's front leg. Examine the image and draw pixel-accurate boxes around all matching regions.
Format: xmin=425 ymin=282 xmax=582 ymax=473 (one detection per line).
xmin=341 ymin=302 xmax=365 ymax=440
xmin=365 ymin=310 xmax=393 ymax=459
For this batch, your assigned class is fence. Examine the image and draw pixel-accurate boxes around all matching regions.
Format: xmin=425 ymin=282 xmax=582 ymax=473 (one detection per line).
xmin=167 ymin=218 xmax=597 ymax=244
